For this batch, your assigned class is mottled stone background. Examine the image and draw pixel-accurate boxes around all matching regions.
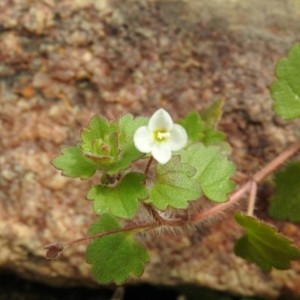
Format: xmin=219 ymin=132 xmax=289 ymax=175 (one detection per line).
xmin=1 ymin=0 xmax=300 ymax=298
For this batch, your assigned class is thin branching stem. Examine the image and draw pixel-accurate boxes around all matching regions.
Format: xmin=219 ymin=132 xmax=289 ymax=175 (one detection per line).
xmin=253 ymin=141 xmax=300 ymax=182
xmin=142 ymin=156 xmax=165 ymax=223
xmin=144 ymin=156 xmax=154 ymax=178
xmin=46 ymin=141 xmax=300 ymax=257
xmin=247 ymin=180 xmax=257 ymax=216
xmin=66 ymin=222 xmax=157 ymax=248
xmin=190 ymin=141 xmax=300 ymax=223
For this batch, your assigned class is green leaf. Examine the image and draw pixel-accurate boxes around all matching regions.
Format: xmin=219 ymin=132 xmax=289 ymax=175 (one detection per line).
xmin=86 ymin=215 xmax=150 ymax=284
xmin=87 ymin=172 xmax=147 ymax=219
xmin=81 ymin=115 xmax=112 ymax=150
xmin=179 ymin=103 xmax=226 ymax=145
xmin=269 ymin=162 xmax=300 ymax=222
xmin=108 ymin=114 xmax=148 ymax=173
xmin=271 ymin=43 xmax=300 ymax=119
xmin=80 ymin=115 xmax=118 ymax=167
xmin=51 ymin=146 xmax=96 ymax=179
xmin=178 ymin=111 xmax=206 ymax=142
xmin=234 ymin=212 xmax=300 ymax=272
xmin=180 ymin=143 xmax=235 ymax=202
xmin=148 ymin=156 xmax=202 ymax=210
xmin=200 ymin=98 xmax=224 ymax=128
xmin=80 ymin=114 xmax=148 ymax=173
xmin=202 ymin=128 xmax=225 ymax=146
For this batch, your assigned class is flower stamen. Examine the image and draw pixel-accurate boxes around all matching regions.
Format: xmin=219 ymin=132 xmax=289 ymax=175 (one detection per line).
xmin=155 ymin=130 xmax=170 ymax=141
xmin=134 ymin=108 xmax=188 ymax=164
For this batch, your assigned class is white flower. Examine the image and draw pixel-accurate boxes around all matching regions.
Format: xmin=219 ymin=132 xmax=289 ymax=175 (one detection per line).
xmin=134 ymin=108 xmax=188 ymax=164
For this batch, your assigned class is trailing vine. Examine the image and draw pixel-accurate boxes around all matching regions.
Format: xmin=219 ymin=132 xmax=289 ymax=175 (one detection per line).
xmin=46 ymin=43 xmax=300 ymax=284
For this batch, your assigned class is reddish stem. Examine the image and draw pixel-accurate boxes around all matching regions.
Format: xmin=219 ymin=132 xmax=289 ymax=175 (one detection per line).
xmin=66 ymin=222 xmax=157 ymax=248
xmin=253 ymin=141 xmax=300 ymax=182
xmin=190 ymin=141 xmax=300 ymax=223
xmin=144 ymin=156 xmax=154 ymax=178
xmin=247 ymin=180 xmax=257 ymax=216
xmin=45 ymin=141 xmax=300 ymax=255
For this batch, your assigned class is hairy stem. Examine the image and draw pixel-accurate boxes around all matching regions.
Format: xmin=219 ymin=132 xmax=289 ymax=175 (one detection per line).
xmin=66 ymin=222 xmax=157 ymax=247
xmin=253 ymin=141 xmax=300 ymax=182
xmin=45 ymin=141 xmax=300 ymax=257
xmin=191 ymin=141 xmax=300 ymax=223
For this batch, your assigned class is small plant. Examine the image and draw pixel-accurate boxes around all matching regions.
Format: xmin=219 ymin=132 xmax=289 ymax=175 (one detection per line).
xmin=46 ymin=43 xmax=300 ymax=284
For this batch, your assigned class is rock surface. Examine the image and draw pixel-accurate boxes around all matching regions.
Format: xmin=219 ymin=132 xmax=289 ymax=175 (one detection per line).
xmin=1 ymin=0 xmax=300 ymax=298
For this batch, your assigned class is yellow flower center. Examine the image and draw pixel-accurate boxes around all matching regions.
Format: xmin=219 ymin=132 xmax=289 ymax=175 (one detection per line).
xmin=154 ymin=130 xmax=170 ymax=142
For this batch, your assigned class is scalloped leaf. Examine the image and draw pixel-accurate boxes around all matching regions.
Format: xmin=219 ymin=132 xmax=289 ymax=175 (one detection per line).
xmin=108 ymin=114 xmax=148 ymax=173
xmin=80 ymin=114 xmax=148 ymax=173
xmin=80 ymin=115 xmax=119 ymax=167
xmin=202 ymin=128 xmax=225 ymax=146
xmin=271 ymin=43 xmax=300 ymax=120
xmin=180 ymin=143 xmax=235 ymax=202
xmin=200 ymin=98 xmax=224 ymax=128
xmin=87 ymin=172 xmax=147 ymax=219
xmin=178 ymin=111 xmax=205 ymax=142
xmin=51 ymin=146 xmax=96 ymax=179
xmin=81 ymin=115 xmax=112 ymax=151
xmin=86 ymin=215 xmax=150 ymax=284
xmin=179 ymin=103 xmax=225 ymax=145
xmin=148 ymin=156 xmax=202 ymax=210
xmin=269 ymin=162 xmax=300 ymax=222
xmin=234 ymin=213 xmax=300 ymax=272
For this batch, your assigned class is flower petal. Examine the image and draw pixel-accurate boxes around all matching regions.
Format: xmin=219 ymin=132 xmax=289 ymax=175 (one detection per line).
xmin=149 ymin=108 xmax=173 ymax=131
xmin=169 ymin=124 xmax=188 ymax=151
xmin=133 ymin=126 xmax=154 ymax=153
xmin=151 ymin=143 xmax=172 ymax=164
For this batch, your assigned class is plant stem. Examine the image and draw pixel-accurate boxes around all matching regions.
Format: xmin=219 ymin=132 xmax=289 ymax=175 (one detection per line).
xmin=247 ymin=180 xmax=257 ymax=216
xmin=144 ymin=156 xmax=154 ymax=177
xmin=66 ymin=222 xmax=157 ymax=248
xmin=45 ymin=141 xmax=300 ymax=257
xmin=253 ymin=141 xmax=300 ymax=182
xmin=190 ymin=141 xmax=300 ymax=223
